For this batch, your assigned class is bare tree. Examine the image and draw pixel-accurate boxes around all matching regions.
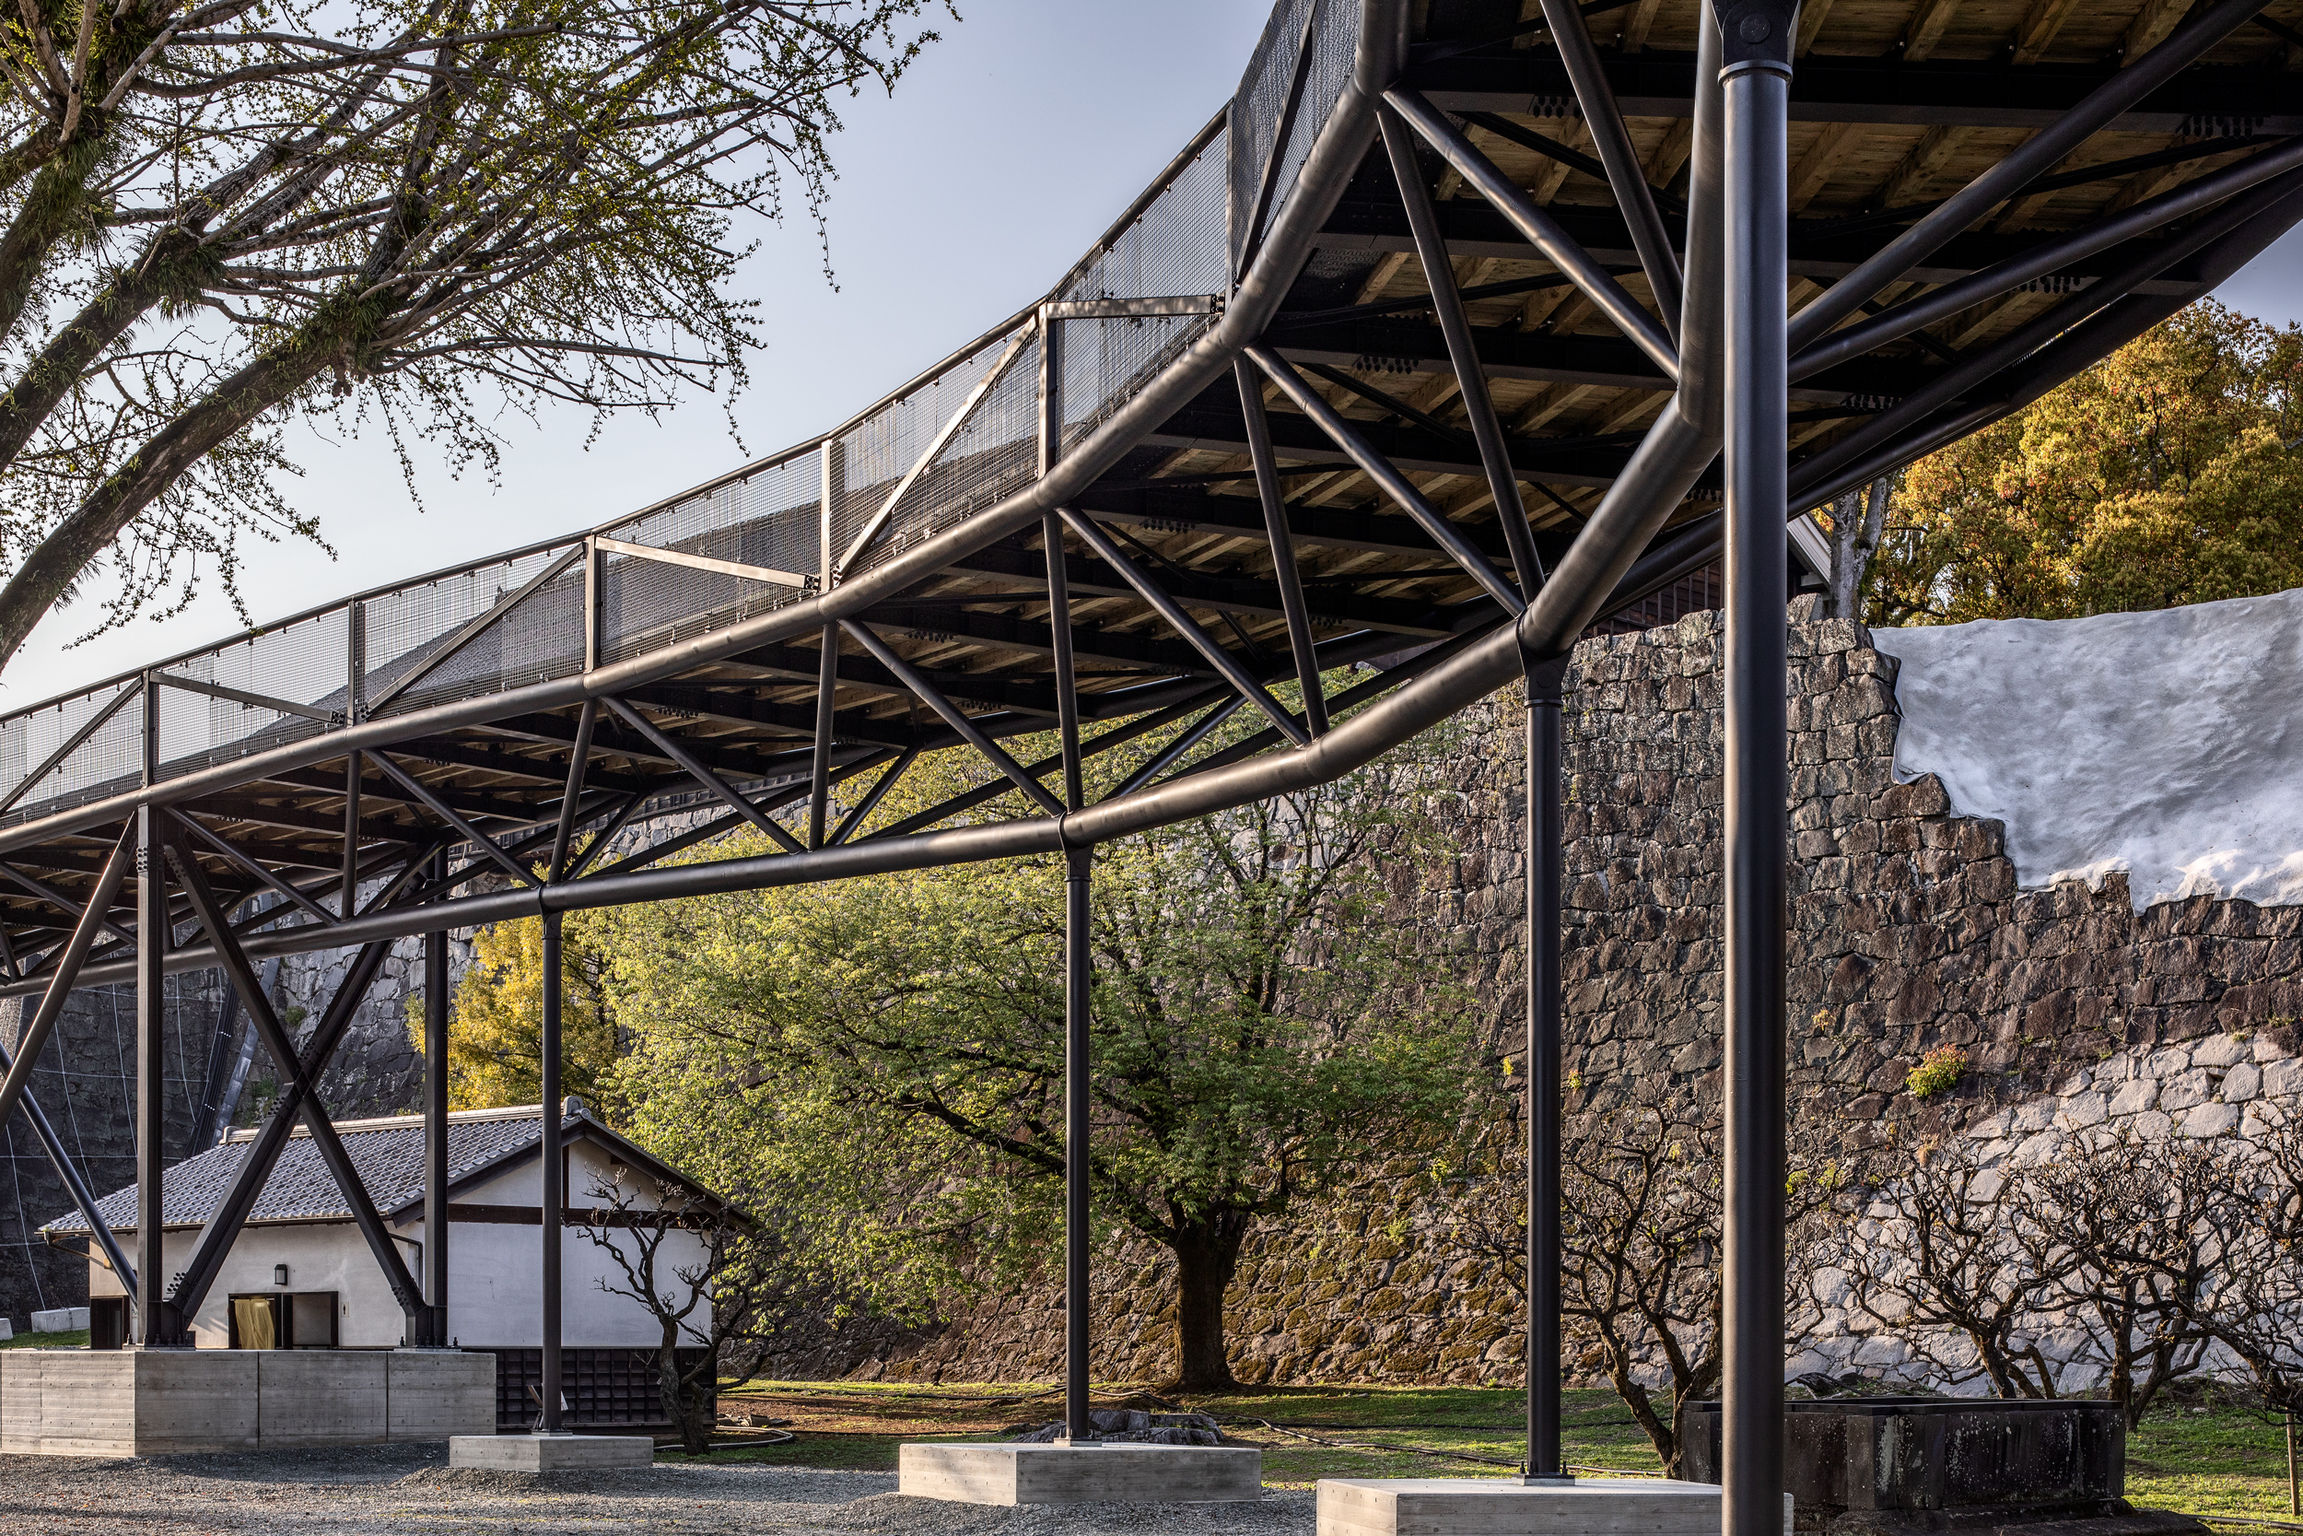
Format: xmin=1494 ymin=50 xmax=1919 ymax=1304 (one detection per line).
xmin=0 ymin=0 xmax=945 ymax=675
xmin=1450 ymin=1083 xmax=1850 ymax=1475
xmin=1831 ymin=1137 xmax=2082 ymax=1399
xmin=2182 ymin=1115 xmax=2303 ymax=1420
xmin=576 ymin=1172 xmax=809 ymax=1454
xmin=2032 ymin=1134 xmax=2230 ymax=1427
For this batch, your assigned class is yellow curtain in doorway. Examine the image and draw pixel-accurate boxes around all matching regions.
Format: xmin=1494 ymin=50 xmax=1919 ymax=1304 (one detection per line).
xmin=233 ymin=1296 xmax=278 ymax=1349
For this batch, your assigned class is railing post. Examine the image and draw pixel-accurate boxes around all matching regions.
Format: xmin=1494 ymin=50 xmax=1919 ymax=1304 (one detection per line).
xmin=343 ymin=601 xmax=366 ymax=920
xmin=582 ymin=539 xmax=601 ymax=674
xmin=1718 ymin=5 xmax=1795 ymax=1536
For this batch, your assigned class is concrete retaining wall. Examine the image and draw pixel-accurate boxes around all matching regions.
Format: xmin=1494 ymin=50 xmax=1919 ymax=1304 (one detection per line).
xmin=0 ymin=1347 xmax=494 ymax=1455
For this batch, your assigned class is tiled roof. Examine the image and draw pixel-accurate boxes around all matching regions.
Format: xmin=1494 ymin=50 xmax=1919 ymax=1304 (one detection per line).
xmin=43 ymin=1107 xmax=574 ymax=1235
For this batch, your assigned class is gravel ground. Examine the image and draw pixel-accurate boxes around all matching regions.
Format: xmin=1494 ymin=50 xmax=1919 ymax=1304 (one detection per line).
xmin=0 ymin=1444 xmax=1316 ymax=1535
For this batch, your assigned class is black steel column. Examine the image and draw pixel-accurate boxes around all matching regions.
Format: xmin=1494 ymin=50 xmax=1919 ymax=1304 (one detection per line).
xmin=134 ymin=672 xmax=175 ymax=1345
xmin=1720 ymin=4 xmax=1793 ymax=1534
xmin=423 ymin=850 xmax=451 ymax=1346
xmin=1523 ymin=655 xmax=1568 ymax=1482
xmin=539 ymin=910 xmax=565 ymax=1432
xmin=1062 ymin=846 xmax=1096 ymax=1443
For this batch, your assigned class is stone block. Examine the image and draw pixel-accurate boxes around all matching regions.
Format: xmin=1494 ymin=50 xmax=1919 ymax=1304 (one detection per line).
xmin=450 ymin=1433 xmax=654 ymax=1471
xmin=29 ymin=1307 xmax=89 ymax=1333
xmin=1317 ymin=1477 xmax=1782 ymax=1536
xmin=898 ymin=1442 xmax=1263 ymax=1505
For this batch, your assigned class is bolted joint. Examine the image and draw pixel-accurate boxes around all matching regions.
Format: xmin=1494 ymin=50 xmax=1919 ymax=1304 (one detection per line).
xmin=1715 ymin=0 xmax=1799 ymax=76
xmin=1521 ymin=652 xmax=1570 ymax=709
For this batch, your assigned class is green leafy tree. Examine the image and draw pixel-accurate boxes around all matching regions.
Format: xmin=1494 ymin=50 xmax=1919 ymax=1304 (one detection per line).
xmin=598 ymin=713 xmax=1481 ymax=1390
xmin=0 ymin=0 xmax=945 ymax=675
xmin=409 ymin=912 xmax=622 ymax=1113
xmin=1866 ymin=300 xmax=2303 ymax=626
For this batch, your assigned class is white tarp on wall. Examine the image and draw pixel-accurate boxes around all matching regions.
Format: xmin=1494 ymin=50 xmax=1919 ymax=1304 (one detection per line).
xmin=1871 ymin=588 xmax=2303 ymax=911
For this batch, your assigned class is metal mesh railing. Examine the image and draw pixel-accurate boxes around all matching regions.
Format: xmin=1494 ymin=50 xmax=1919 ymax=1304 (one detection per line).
xmin=601 ymin=551 xmax=797 ymax=665
xmin=1063 ymin=127 xmax=1231 ymax=304
xmin=364 ymin=546 xmax=587 ymax=721
xmin=1230 ymin=0 xmax=1320 ymax=274
xmin=607 ymin=450 xmax=823 ymax=581
xmin=0 ymin=679 xmax=145 ymax=827
xmin=0 ymin=0 xmax=1352 ymax=831
xmin=864 ymin=331 xmax=1043 ymax=579
xmin=827 ymin=335 xmax=1011 ymax=578
xmin=157 ymin=605 xmax=351 ymax=779
xmin=1062 ymin=313 xmax=1217 ymax=459
xmin=1264 ymin=0 xmax=1359 ymax=245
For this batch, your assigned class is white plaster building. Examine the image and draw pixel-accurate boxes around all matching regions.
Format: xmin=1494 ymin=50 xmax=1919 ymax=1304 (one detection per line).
xmin=42 ymin=1101 xmax=724 ymax=1427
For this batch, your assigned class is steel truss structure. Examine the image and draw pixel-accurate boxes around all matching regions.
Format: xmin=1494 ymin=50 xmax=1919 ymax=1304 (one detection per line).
xmin=1 ymin=0 xmax=2298 ymax=1516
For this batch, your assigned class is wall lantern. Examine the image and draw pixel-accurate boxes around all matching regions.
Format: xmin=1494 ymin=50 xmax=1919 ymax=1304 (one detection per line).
xmin=273 ymin=1264 xmax=289 ymax=1287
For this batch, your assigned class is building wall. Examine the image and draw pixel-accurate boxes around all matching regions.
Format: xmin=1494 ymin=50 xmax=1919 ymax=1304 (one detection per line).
xmin=85 ymin=1135 xmax=710 ymax=1350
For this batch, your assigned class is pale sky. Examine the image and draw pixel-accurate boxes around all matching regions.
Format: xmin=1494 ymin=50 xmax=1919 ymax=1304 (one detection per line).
xmin=9 ymin=3 xmax=2301 ymax=708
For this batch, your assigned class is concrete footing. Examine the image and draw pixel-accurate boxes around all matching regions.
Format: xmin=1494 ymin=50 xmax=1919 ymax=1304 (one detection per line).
xmin=0 ymin=1347 xmax=495 ymax=1456
xmin=449 ymin=1433 xmax=654 ymax=1471
xmin=899 ymin=1442 xmax=1264 ymax=1505
xmin=1316 ymin=1477 xmax=1790 ymax=1536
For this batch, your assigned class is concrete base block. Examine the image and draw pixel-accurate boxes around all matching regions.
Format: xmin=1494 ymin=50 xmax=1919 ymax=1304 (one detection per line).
xmin=0 ymin=1347 xmax=495 ymax=1456
xmin=1317 ymin=1477 xmax=1791 ymax=1536
xmin=450 ymin=1433 xmax=655 ymax=1471
xmin=899 ymin=1442 xmax=1264 ymax=1505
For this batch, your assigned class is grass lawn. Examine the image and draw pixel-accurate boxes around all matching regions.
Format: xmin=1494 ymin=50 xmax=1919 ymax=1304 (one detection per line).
xmin=0 ymin=1328 xmax=87 ymax=1349
xmin=682 ymin=1381 xmax=2300 ymax=1521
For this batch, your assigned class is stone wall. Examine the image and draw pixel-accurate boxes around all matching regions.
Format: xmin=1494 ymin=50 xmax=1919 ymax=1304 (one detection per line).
xmin=847 ymin=604 xmax=2303 ymax=1387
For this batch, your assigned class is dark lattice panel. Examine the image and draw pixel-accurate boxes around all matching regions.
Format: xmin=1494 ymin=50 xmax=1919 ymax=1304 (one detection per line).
xmin=484 ymin=1345 xmax=713 ymax=1431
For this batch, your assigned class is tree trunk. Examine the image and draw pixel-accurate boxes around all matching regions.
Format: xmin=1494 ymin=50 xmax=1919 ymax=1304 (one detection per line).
xmin=1169 ymin=1217 xmax=1248 ymax=1391
xmin=661 ymin=1342 xmax=716 ymax=1454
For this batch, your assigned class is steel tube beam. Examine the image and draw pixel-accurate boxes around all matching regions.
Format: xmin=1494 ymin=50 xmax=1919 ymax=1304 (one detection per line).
xmin=549 ymin=702 xmax=598 ymax=879
xmin=1112 ymin=700 xmax=1246 ymax=801
xmin=1720 ymin=12 xmax=1791 ymax=1536
xmin=831 ymin=748 xmax=915 ymax=845
xmin=1537 ymin=0 xmax=1682 ymax=339
xmin=166 ymin=940 xmax=395 ymax=1321
xmin=839 ymin=622 xmax=1070 ymax=816
xmin=601 ymin=697 xmax=809 ymax=856
xmin=1062 ymin=847 xmax=1096 ymax=1444
xmin=540 ymin=911 xmax=565 ymax=1432
xmin=170 ymin=842 xmax=427 ymax=1324
xmin=1794 ymin=165 xmax=2303 ymax=501
xmin=810 ymin=628 xmax=839 ymax=845
xmin=423 ymin=850 xmax=450 ymax=1346
xmin=1793 ymin=136 xmax=2303 ymax=381
xmin=1384 ymin=86 xmax=1679 ymax=379
xmin=371 ymin=752 xmax=540 ymax=886
xmin=1057 ymin=509 xmax=1311 ymax=746
xmin=1045 ymin=518 xmax=1087 ymax=808
xmin=1246 ymin=347 xmax=1526 ymax=614
xmin=0 ymin=828 xmax=133 ymax=1139
xmin=0 ymin=1029 xmax=136 ymax=1296
xmin=1785 ymin=0 xmax=2276 ymax=351
xmin=1523 ymin=654 xmax=1567 ymax=1483
xmin=1236 ymin=358 xmax=1328 ymax=735
xmin=1378 ymin=108 xmax=1546 ymax=596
